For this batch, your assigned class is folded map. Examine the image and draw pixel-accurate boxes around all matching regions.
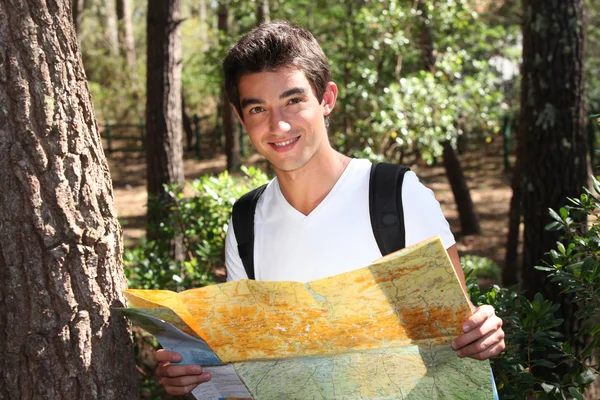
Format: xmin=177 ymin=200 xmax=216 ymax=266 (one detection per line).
xmin=118 ymin=236 xmax=494 ymax=399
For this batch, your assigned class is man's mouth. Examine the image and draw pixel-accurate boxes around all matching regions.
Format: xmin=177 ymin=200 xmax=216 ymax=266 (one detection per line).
xmin=270 ymin=136 xmax=300 ymax=147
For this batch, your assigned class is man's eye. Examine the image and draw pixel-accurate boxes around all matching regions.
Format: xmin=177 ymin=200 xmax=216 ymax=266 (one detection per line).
xmin=249 ymin=107 xmax=265 ymax=114
xmin=288 ymin=98 xmax=303 ymax=105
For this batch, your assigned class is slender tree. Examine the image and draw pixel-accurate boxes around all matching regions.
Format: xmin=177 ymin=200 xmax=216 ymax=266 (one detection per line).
xmin=0 ymin=0 xmax=139 ymax=398
xmin=416 ymin=0 xmax=481 ymax=235
xmin=72 ymin=0 xmax=85 ymax=37
xmin=100 ymin=0 xmax=120 ymax=56
xmin=219 ymin=1 xmax=240 ymax=172
xmin=198 ymin=0 xmax=208 ymax=49
xmin=520 ymin=0 xmax=587 ymax=335
xmin=182 ymin=92 xmax=195 ymax=151
xmin=116 ymin=0 xmax=137 ymax=81
xmin=503 ymin=69 xmax=526 ymax=286
xmin=146 ymin=0 xmax=185 ymax=260
xmin=256 ymin=0 xmax=270 ymax=24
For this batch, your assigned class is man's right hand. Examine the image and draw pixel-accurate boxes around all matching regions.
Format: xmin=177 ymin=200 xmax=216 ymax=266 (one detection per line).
xmin=155 ymin=349 xmax=213 ymax=395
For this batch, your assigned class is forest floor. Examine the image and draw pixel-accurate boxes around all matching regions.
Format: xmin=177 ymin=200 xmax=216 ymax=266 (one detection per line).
xmin=108 ymin=138 xmax=516 ymax=270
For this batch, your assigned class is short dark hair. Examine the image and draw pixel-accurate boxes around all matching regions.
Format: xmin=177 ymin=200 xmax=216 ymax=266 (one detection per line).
xmin=223 ymin=20 xmax=332 ymax=124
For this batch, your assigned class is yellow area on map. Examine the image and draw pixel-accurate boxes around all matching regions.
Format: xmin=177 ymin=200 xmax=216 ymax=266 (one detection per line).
xmin=125 ymin=236 xmax=494 ymax=399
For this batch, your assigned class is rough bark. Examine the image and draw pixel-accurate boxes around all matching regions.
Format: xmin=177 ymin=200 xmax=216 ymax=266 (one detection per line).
xmin=145 ymin=0 xmax=185 ymax=260
xmin=521 ymin=0 xmax=587 ymax=300
xmin=219 ymin=2 xmax=240 ymax=172
xmin=116 ymin=0 xmax=137 ymax=80
xmin=0 ymin=1 xmax=139 ymax=398
xmin=442 ymin=141 xmax=482 ymax=235
xmin=520 ymin=0 xmax=588 ymax=382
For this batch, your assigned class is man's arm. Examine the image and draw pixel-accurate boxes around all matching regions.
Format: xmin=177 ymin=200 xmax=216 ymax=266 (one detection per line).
xmin=446 ymin=244 xmax=506 ymax=360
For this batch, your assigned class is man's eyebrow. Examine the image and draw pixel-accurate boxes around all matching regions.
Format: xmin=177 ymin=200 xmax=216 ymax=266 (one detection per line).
xmin=241 ymin=88 xmax=308 ymax=109
xmin=241 ymin=98 xmax=264 ymax=109
xmin=280 ymin=87 xmax=307 ymax=99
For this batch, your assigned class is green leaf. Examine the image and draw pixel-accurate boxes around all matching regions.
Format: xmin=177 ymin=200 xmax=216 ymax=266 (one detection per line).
xmin=590 ymin=322 xmax=600 ymax=336
xmin=575 ymin=369 xmax=598 ymax=385
xmin=568 ymin=387 xmax=584 ymax=400
xmin=548 ymin=208 xmax=563 ymax=222
xmin=532 ymin=359 xmax=556 ymax=368
xmin=559 ymin=207 xmax=568 ymax=219
xmin=545 ymin=221 xmax=563 ymax=231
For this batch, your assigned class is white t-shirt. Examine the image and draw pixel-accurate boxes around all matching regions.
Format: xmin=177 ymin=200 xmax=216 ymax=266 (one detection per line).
xmin=225 ymin=158 xmax=454 ymax=282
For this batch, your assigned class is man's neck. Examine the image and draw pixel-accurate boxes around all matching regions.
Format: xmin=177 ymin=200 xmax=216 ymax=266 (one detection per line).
xmin=274 ymin=148 xmax=351 ymax=216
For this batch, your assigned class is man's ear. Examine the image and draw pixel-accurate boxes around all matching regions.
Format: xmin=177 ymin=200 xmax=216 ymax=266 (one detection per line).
xmin=321 ymin=82 xmax=338 ymax=116
xmin=232 ymin=105 xmax=246 ymax=129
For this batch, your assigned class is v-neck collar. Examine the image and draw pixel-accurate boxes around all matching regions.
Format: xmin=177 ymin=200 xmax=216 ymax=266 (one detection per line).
xmin=273 ymin=159 xmax=357 ymax=222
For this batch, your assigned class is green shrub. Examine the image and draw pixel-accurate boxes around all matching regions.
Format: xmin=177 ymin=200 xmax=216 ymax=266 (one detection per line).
xmin=124 ymin=166 xmax=271 ymax=291
xmin=467 ymin=177 xmax=600 ymax=399
xmin=461 ymin=255 xmax=502 ymax=280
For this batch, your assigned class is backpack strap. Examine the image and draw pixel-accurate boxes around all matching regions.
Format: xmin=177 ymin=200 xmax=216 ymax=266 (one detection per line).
xmin=231 ymin=184 xmax=268 ymax=280
xmin=369 ymin=162 xmax=410 ymax=256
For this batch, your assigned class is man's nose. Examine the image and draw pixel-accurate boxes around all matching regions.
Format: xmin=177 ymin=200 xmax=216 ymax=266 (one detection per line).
xmin=269 ymin=110 xmax=291 ymax=134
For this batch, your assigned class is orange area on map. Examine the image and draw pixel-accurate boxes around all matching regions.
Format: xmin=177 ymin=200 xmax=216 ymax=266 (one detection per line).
xmin=125 ymin=236 xmax=472 ymax=364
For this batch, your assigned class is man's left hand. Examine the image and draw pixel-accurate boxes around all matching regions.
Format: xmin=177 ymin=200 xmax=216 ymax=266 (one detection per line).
xmin=451 ymin=305 xmax=505 ymax=360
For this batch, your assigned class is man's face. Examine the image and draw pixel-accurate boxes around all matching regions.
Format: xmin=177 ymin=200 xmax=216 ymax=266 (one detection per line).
xmin=236 ymin=68 xmax=336 ymax=173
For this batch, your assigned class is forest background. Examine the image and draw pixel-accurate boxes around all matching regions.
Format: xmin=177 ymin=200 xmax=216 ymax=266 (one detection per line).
xmin=1 ymin=0 xmax=599 ymax=399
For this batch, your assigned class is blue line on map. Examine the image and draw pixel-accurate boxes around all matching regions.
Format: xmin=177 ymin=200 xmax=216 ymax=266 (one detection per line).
xmin=304 ymin=283 xmax=327 ymax=302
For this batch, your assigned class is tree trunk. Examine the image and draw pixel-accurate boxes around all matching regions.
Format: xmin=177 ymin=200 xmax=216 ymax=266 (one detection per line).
xmin=182 ymin=92 xmax=194 ymax=151
xmin=442 ymin=141 xmax=482 ymax=235
xmin=415 ymin=0 xmax=436 ymax=72
xmin=198 ymin=0 xmax=208 ymax=49
xmin=72 ymin=0 xmax=85 ymax=37
xmin=503 ymin=146 xmax=523 ymax=286
xmin=521 ymin=0 xmax=587 ymax=301
xmin=219 ymin=2 xmax=240 ymax=172
xmin=503 ymin=64 xmax=527 ymax=287
xmin=0 ymin=1 xmax=139 ymax=398
xmin=100 ymin=0 xmax=119 ymax=56
xmin=256 ymin=0 xmax=270 ymax=24
xmin=116 ymin=0 xmax=137 ymax=81
xmin=520 ymin=3 xmax=588 ymax=382
xmin=415 ymin=0 xmax=479 ymax=236
xmin=146 ymin=0 xmax=185 ymax=261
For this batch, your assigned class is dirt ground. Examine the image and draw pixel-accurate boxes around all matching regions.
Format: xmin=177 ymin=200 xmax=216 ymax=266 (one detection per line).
xmin=108 ymin=139 xmax=514 ymax=268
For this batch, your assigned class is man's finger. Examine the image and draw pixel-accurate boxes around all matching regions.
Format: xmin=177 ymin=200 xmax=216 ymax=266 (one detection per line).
xmin=160 ymin=371 xmax=212 ymax=389
xmin=155 ymin=349 xmax=183 ymax=363
xmin=156 ymin=363 xmax=204 ymax=378
xmin=456 ymin=328 xmax=505 ymax=358
xmin=462 ymin=339 xmax=506 ymax=360
xmin=452 ymin=314 xmax=503 ymax=350
xmin=461 ymin=305 xmax=495 ymax=333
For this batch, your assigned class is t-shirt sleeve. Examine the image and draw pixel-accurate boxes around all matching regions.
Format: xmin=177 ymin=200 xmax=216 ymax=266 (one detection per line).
xmin=224 ymin=217 xmax=248 ymax=281
xmin=401 ymin=171 xmax=456 ymax=249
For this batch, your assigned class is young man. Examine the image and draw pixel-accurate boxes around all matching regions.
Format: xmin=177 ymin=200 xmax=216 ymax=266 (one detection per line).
xmin=155 ymin=20 xmax=505 ymax=396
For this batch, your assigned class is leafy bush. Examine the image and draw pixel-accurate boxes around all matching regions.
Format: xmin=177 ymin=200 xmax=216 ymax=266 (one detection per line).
xmin=124 ymin=166 xmax=271 ymax=291
xmin=461 ymin=255 xmax=502 ymax=280
xmin=467 ymin=177 xmax=600 ymax=399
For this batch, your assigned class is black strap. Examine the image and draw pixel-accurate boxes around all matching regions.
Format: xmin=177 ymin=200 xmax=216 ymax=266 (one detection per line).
xmin=231 ymin=184 xmax=267 ymax=280
xmin=369 ymin=162 xmax=409 ymax=256
xmin=232 ymin=162 xmax=409 ymax=280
